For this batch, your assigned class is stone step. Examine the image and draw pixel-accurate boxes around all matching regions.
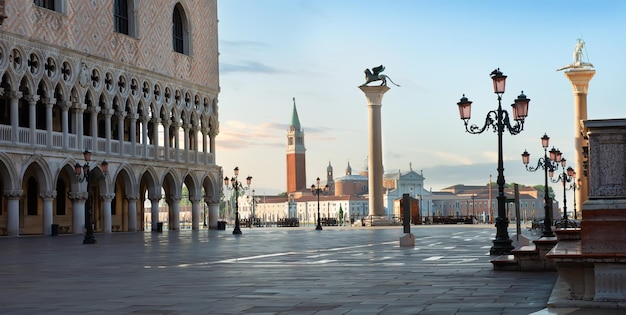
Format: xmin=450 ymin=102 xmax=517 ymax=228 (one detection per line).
xmin=491 ymin=255 xmax=519 ymax=271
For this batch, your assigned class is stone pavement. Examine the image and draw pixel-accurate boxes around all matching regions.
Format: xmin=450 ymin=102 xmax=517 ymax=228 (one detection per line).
xmin=0 ymin=225 xmax=617 ymax=314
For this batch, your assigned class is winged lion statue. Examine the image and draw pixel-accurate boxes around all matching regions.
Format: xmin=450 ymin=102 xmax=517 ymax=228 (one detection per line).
xmin=360 ymin=65 xmax=400 ymax=87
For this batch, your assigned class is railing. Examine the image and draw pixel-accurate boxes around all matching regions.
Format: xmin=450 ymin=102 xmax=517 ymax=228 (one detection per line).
xmin=0 ymin=125 xmax=215 ymax=166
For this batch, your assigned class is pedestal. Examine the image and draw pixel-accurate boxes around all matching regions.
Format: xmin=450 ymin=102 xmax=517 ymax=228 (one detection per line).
xmin=359 ymin=85 xmax=390 ymax=216
xmin=399 ymin=233 xmax=415 ymax=247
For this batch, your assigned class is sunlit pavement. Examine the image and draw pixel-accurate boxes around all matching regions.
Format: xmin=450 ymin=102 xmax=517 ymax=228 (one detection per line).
xmin=0 ymin=224 xmax=580 ymax=314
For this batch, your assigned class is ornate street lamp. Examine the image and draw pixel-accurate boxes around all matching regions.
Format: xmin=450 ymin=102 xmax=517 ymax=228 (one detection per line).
xmin=311 ymin=177 xmax=328 ymax=231
xmin=75 ymin=150 xmax=108 ymax=244
xmin=551 ymin=161 xmax=575 ymax=228
xmin=569 ymin=174 xmax=582 ymax=220
xmin=521 ymin=134 xmax=561 ymax=237
xmin=223 ymin=166 xmax=252 ymax=235
xmin=457 ymin=68 xmax=530 ymax=255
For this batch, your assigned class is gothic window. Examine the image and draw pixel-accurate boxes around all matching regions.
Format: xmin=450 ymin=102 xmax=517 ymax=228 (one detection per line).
xmin=114 ymin=0 xmax=129 ymax=35
xmin=55 ymin=180 xmax=66 ymax=215
xmin=27 ymin=177 xmax=38 ymax=215
xmin=34 ymin=0 xmax=66 ymax=13
xmin=172 ymin=3 xmax=190 ymax=55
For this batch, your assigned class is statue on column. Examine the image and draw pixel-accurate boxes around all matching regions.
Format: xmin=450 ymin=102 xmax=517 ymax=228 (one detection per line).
xmin=361 ymin=65 xmax=400 ymax=87
xmin=557 ymin=38 xmax=594 ymax=71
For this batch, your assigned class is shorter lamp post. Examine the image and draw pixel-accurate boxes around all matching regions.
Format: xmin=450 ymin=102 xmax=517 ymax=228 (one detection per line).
xmin=75 ymin=150 xmax=108 ymax=245
xmin=223 ymin=167 xmax=252 ymax=235
xmin=551 ymin=161 xmax=575 ymax=228
xmin=311 ymin=177 xmax=328 ymax=231
xmin=521 ymin=134 xmax=561 ymax=238
xmin=570 ymin=175 xmax=582 ymax=220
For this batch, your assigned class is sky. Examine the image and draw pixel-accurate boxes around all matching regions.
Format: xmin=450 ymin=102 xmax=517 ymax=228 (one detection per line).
xmin=215 ymin=0 xmax=626 ymax=212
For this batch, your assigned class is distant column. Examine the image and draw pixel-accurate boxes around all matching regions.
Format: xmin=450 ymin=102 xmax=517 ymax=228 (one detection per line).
xmin=126 ymin=195 xmax=138 ymax=232
xmin=149 ymin=194 xmax=161 ymax=231
xmin=564 ymin=69 xmax=595 ymax=208
xmin=69 ymin=192 xmax=88 ymax=235
xmin=359 ymin=85 xmax=390 ymax=216
xmin=5 ymin=190 xmax=23 ymax=236
xmin=101 ymin=194 xmax=114 ymax=233
xmin=41 ymin=191 xmax=56 ymax=235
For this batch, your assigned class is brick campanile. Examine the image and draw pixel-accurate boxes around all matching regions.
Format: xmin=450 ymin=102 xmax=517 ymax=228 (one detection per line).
xmin=286 ymin=98 xmax=306 ymax=193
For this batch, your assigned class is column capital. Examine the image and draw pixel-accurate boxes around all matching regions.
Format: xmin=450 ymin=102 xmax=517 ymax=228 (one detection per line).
xmin=126 ymin=194 xmax=139 ymax=201
xmin=148 ymin=194 xmax=161 ymax=202
xmin=68 ymin=191 xmax=88 ymax=202
xmin=564 ymin=69 xmax=596 ymax=94
xmin=190 ymin=197 xmax=203 ymax=203
xmin=9 ymin=91 xmax=23 ymax=99
xmin=40 ymin=190 xmax=57 ymax=200
xmin=4 ymin=190 xmax=23 ymax=199
xmin=101 ymin=194 xmax=116 ymax=202
xmin=26 ymin=95 xmax=41 ymax=104
xmin=60 ymin=100 xmax=73 ymax=111
xmin=358 ymin=85 xmax=390 ymax=106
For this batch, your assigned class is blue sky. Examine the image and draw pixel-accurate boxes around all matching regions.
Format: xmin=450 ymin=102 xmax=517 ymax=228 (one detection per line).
xmin=215 ymin=1 xmax=626 ymax=210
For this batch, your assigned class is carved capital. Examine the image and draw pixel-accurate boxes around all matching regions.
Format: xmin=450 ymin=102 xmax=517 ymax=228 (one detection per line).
xmin=40 ymin=191 xmax=57 ymax=200
xmin=68 ymin=191 xmax=89 ymax=202
xmin=101 ymin=194 xmax=116 ymax=202
xmin=10 ymin=91 xmax=23 ymax=99
xmin=126 ymin=194 xmax=139 ymax=201
xmin=4 ymin=190 xmax=23 ymax=200
xmin=148 ymin=194 xmax=161 ymax=202
xmin=60 ymin=100 xmax=73 ymax=111
xmin=26 ymin=95 xmax=40 ymax=104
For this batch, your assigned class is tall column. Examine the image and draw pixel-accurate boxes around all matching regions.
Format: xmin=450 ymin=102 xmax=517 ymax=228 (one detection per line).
xmin=5 ymin=190 xmax=23 ymax=236
xmin=564 ymin=69 xmax=595 ymax=209
xmin=129 ymin=113 xmax=138 ymax=156
xmin=141 ymin=116 xmax=149 ymax=158
xmin=152 ymin=117 xmax=160 ymax=159
xmin=90 ymin=106 xmax=99 ymax=150
xmin=149 ymin=194 xmax=161 ymax=231
xmin=27 ymin=96 xmax=39 ymax=145
xmin=207 ymin=197 xmax=219 ymax=229
xmin=61 ymin=101 xmax=71 ymax=149
xmin=169 ymin=195 xmax=181 ymax=230
xmin=190 ymin=197 xmax=201 ymax=230
xmin=101 ymin=194 xmax=115 ymax=233
xmin=162 ymin=120 xmax=171 ymax=161
xmin=127 ymin=195 xmax=138 ymax=232
xmin=10 ymin=91 xmax=22 ymax=144
xmin=183 ymin=123 xmax=190 ymax=162
xmin=359 ymin=85 xmax=390 ymax=216
xmin=45 ymin=98 xmax=55 ymax=148
xmin=104 ymin=109 xmax=113 ymax=154
xmin=173 ymin=122 xmax=181 ymax=162
xmin=69 ymin=192 xmax=88 ymax=234
xmin=41 ymin=191 xmax=56 ymax=235
xmin=75 ymin=104 xmax=85 ymax=151
xmin=117 ymin=110 xmax=126 ymax=155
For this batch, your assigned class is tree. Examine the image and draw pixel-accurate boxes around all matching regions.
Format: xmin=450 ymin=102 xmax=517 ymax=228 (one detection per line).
xmin=533 ymin=185 xmax=555 ymax=198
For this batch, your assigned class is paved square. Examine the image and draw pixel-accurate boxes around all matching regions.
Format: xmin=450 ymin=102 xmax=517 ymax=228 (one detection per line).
xmin=0 ymin=225 xmax=557 ymax=314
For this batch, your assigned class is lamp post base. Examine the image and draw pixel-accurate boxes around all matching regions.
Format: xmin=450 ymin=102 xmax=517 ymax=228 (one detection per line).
xmin=83 ymin=236 xmax=97 ymax=244
xmin=315 ymin=225 xmax=323 ymax=231
xmin=233 ymin=226 xmax=242 ymax=235
xmin=489 ymin=239 xmax=513 ymax=255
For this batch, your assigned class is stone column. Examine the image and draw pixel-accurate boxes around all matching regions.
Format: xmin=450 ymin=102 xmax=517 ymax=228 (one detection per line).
xmin=129 ymin=113 xmax=138 ymax=156
xmin=61 ymin=101 xmax=71 ymax=149
xmin=101 ymin=194 xmax=115 ymax=233
xmin=162 ymin=120 xmax=171 ymax=161
xmin=116 ymin=110 xmax=126 ymax=155
xmin=41 ymin=191 xmax=57 ymax=235
xmin=90 ymin=105 xmax=99 ymax=149
xmin=152 ymin=117 xmax=160 ymax=158
xmin=44 ymin=98 xmax=55 ymax=148
xmin=4 ymin=190 xmax=23 ymax=236
xmin=69 ymin=192 xmax=88 ymax=234
xmin=207 ymin=197 xmax=219 ymax=229
xmin=10 ymin=91 xmax=22 ymax=144
xmin=564 ymin=69 xmax=595 ymax=209
xmin=173 ymin=122 xmax=181 ymax=162
xmin=169 ymin=195 xmax=181 ymax=230
xmin=183 ymin=123 xmax=190 ymax=162
xmin=190 ymin=197 xmax=202 ymax=230
xmin=127 ymin=194 xmax=138 ymax=232
xmin=141 ymin=116 xmax=149 ymax=158
xmin=27 ymin=96 xmax=39 ymax=145
xmin=104 ymin=109 xmax=113 ymax=154
xmin=359 ymin=85 xmax=390 ymax=216
xmin=75 ymin=104 xmax=85 ymax=150
xmin=149 ymin=194 xmax=161 ymax=231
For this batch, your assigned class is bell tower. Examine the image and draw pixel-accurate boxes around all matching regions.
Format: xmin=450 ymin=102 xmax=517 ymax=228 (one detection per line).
xmin=286 ymin=98 xmax=306 ymax=193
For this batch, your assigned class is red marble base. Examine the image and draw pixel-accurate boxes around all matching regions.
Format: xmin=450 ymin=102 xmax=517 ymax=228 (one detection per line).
xmin=581 ymin=209 xmax=626 ymax=254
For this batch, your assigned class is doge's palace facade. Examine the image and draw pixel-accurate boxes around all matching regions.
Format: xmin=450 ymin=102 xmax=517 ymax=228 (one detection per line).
xmin=0 ymin=1 xmax=222 ymax=236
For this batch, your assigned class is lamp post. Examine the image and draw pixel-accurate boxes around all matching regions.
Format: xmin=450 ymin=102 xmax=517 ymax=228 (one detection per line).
xmin=311 ymin=177 xmax=328 ymax=231
xmin=551 ymin=162 xmax=575 ymax=228
xmin=75 ymin=150 xmax=108 ymax=245
xmin=571 ymin=175 xmax=581 ymax=220
xmin=471 ymin=194 xmax=476 ymax=223
xmin=521 ymin=134 xmax=561 ymax=237
xmin=457 ymin=68 xmax=530 ymax=255
xmin=223 ymin=166 xmax=252 ymax=235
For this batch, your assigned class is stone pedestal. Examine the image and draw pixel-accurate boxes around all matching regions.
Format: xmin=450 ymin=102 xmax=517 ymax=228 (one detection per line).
xmin=399 ymin=233 xmax=415 ymax=247
xmin=548 ymin=118 xmax=626 ymax=304
xmin=564 ymin=69 xmax=595 ymax=209
xmin=359 ymin=85 xmax=390 ymax=216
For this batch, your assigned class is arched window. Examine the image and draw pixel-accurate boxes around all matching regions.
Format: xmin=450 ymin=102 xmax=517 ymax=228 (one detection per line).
xmin=172 ymin=3 xmax=190 ymax=55
xmin=27 ymin=177 xmax=38 ymax=215
xmin=56 ymin=179 xmax=66 ymax=215
xmin=114 ymin=0 xmax=137 ymax=37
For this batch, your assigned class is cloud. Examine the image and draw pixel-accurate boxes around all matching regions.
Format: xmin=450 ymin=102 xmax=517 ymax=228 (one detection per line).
xmin=220 ymin=61 xmax=280 ymax=74
xmin=432 ymin=150 xmax=474 ymax=165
